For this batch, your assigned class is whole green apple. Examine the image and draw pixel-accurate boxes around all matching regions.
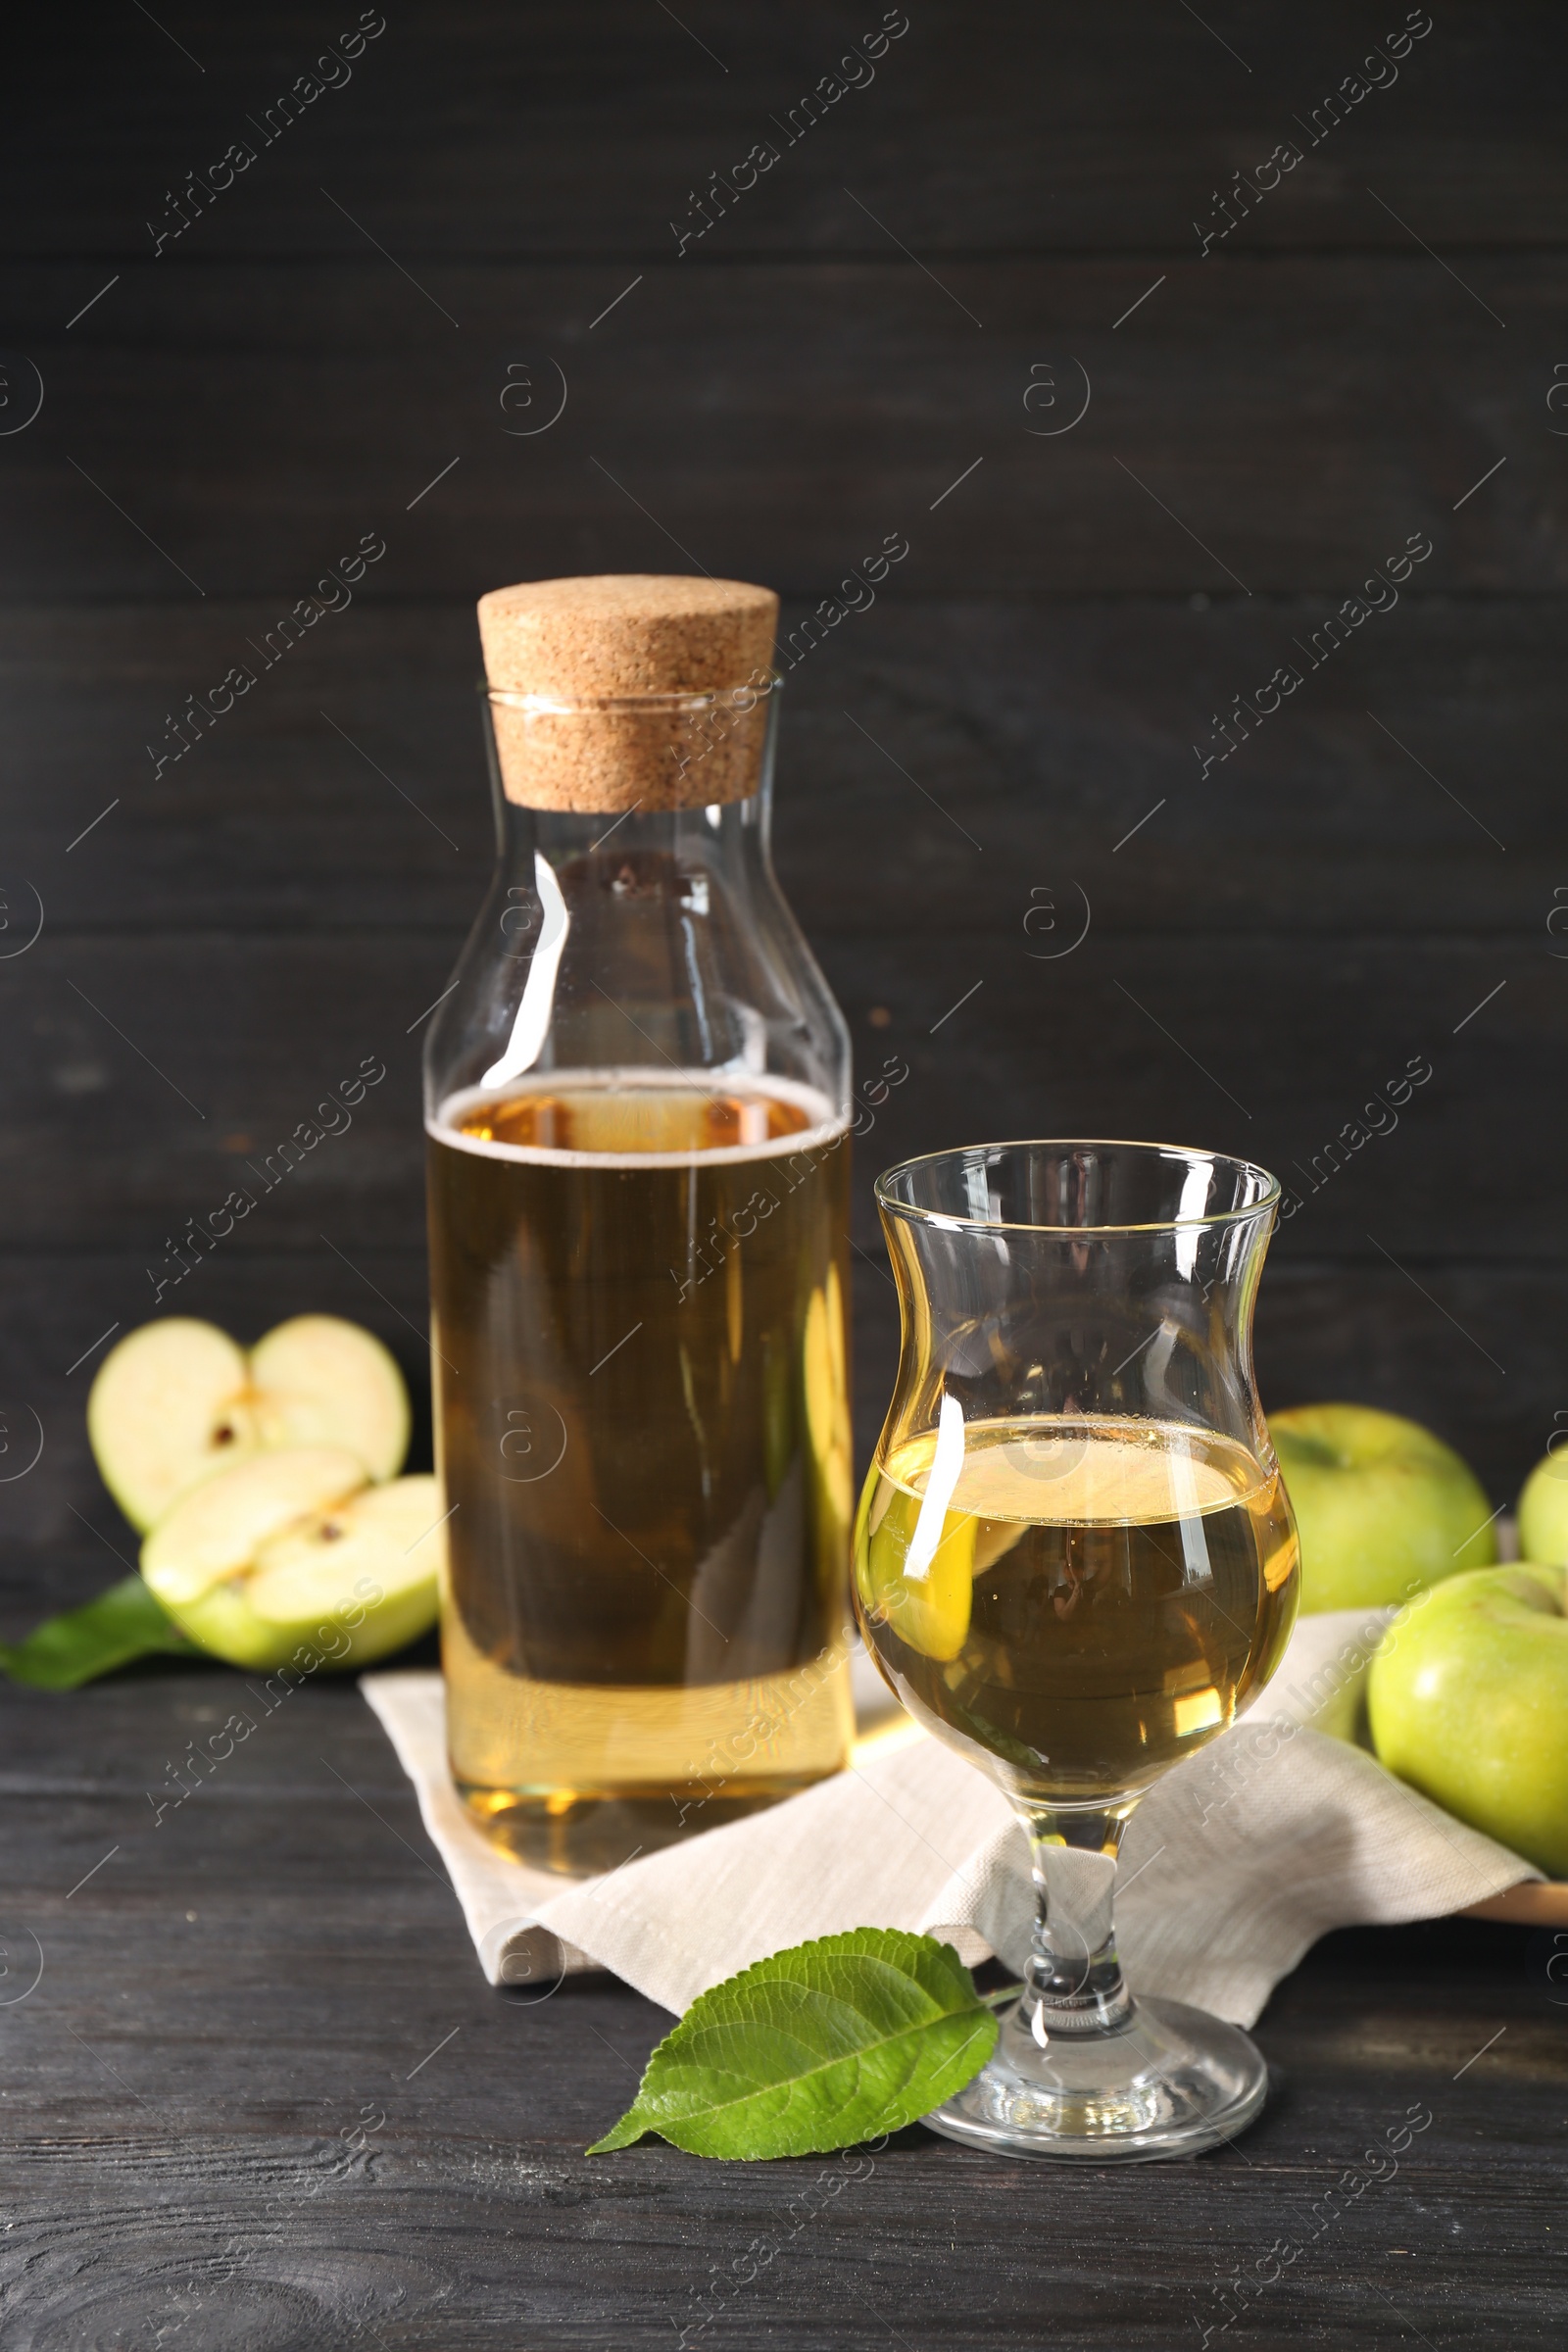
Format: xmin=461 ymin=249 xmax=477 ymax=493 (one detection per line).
xmin=1268 ymin=1402 xmax=1495 ymax=1613
xmin=1367 ymin=1564 xmax=1568 ymax=1877
xmin=1518 ymin=1448 xmax=1568 ymax=1565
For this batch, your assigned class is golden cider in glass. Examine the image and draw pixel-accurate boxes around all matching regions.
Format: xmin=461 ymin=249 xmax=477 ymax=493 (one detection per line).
xmin=855 ymin=1415 xmax=1298 ymax=1802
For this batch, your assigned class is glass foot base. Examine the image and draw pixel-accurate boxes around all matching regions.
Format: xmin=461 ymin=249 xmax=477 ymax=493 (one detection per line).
xmin=924 ymin=1994 xmax=1269 ymax=2163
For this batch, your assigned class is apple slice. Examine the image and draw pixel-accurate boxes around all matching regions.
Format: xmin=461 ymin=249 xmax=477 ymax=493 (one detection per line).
xmin=140 ymin=1451 xmax=443 ymax=1671
xmin=142 ymin=1446 xmax=368 ymax=1607
xmin=248 ymin=1315 xmax=410 ymax=1483
xmin=248 ymin=1474 xmax=443 ymax=1626
xmin=89 ymin=1312 xmax=411 ymax=1531
xmin=88 ymin=1318 xmax=254 ymax=1534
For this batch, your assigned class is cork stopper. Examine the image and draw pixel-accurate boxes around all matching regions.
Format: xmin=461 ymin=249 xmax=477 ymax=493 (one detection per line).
xmin=477 ymin=573 xmax=779 ymax=812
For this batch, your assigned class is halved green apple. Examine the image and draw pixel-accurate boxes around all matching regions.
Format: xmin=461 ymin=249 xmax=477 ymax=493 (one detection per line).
xmin=141 ymin=1448 xmax=442 ymax=1671
xmin=89 ymin=1313 xmax=410 ymax=1532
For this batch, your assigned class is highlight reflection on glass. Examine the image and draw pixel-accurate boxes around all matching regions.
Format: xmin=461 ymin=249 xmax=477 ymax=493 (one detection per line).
xmin=854 ymin=1140 xmax=1298 ymax=2161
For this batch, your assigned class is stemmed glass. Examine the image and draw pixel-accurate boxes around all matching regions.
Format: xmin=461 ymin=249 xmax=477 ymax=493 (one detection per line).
xmin=854 ymin=1140 xmax=1299 ymax=2160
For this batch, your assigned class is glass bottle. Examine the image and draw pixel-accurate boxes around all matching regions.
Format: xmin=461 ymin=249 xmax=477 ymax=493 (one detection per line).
xmin=424 ymin=575 xmax=855 ymax=1875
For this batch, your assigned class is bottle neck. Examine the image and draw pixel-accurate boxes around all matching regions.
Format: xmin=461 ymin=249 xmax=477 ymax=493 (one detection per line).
xmin=492 ymin=781 xmax=774 ymax=882
xmin=477 ymin=668 xmax=781 ymax=907
xmin=423 ymin=685 xmax=848 ymax=1123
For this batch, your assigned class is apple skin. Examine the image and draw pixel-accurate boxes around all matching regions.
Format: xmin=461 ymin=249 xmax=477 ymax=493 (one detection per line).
xmin=1518 ymin=1449 xmax=1568 ymax=1565
xmin=1367 ymin=1563 xmax=1568 ymax=1878
xmin=1268 ymin=1402 xmax=1496 ymax=1613
xmin=160 ymin=1574 xmax=437 ymax=1673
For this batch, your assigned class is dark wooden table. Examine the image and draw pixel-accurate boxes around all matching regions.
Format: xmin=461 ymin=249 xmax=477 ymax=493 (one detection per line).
xmin=4 ymin=1656 xmax=1563 ymax=2349
xmin=5 ymin=2 xmax=1567 ymax=2341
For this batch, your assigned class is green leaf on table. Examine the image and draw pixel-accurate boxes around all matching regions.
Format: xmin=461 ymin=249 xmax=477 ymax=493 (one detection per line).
xmin=0 ymin=1576 xmax=196 ymax=1690
xmin=587 ymin=1927 xmax=998 ymax=2160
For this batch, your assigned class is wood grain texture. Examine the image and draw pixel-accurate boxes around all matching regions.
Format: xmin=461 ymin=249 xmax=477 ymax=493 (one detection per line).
xmin=4 ymin=255 xmax=1554 ymax=601
xmin=0 ymin=1248 xmax=1555 ymax=1572
xmin=3 ymin=598 xmax=1551 ymax=936
xmin=7 ymin=2 xmax=1564 ymax=259
xmin=0 ymin=933 xmax=1548 ymax=1250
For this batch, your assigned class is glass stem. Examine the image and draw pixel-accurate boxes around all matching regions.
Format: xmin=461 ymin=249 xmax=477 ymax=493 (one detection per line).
xmin=1012 ymin=1800 xmax=1141 ymax=2043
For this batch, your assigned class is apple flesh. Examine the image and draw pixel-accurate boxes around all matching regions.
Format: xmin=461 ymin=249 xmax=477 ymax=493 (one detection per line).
xmin=246 ymin=1316 xmax=409 ymax=1480
xmin=1268 ymin=1402 xmax=1495 ymax=1613
xmin=1367 ymin=1563 xmax=1568 ymax=1878
xmin=87 ymin=1319 xmax=251 ymax=1536
xmin=142 ymin=1449 xmax=442 ymax=1671
xmin=88 ymin=1313 xmax=410 ymax=1531
xmin=249 ymin=1477 xmax=443 ymax=1628
xmin=142 ymin=1446 xmax=367 ymax=1606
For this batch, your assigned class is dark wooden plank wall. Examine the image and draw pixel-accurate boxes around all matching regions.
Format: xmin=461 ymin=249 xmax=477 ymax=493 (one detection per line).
xmin=6 ymin=2 xmax=1562 ymax=1583
xmin=4 ymin=3 xmax=1560 ymax=1612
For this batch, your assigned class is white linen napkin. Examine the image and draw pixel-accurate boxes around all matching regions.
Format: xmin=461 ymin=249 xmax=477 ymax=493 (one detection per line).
xmin=361 ymin=1606 xmax=1540 ymax=2028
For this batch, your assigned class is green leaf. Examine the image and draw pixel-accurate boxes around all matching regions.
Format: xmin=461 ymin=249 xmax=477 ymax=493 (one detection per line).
xmin=587 ymin=1927 xmax=998 ymax=2160
xmin=0 ymin=1576 xmax=196 ymax=1690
